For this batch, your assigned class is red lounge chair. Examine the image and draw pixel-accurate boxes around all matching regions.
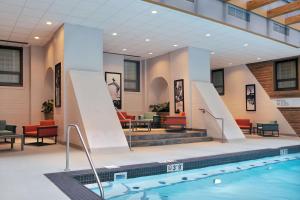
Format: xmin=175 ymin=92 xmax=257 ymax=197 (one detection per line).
xmin=235 ymin=119 xmax=252 ymax=134
xmin=23 ymin=120 xmax=58 ymax=145
xmin=117 ymin=112 xmax=135 ymax=127
xmin=163 ymin=112 xmax=186 ymax=129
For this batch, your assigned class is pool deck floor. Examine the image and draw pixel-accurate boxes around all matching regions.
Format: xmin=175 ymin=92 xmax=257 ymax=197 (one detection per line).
xmin=0 ymin=135 xmax=300 ymax=200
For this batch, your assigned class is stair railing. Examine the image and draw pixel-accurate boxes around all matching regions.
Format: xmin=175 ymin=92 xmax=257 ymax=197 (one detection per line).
xmin=65 ymin=124 xmax=104 ymax=199
xmin=115 ymin=107 xmax=133 ymax=151
xmin=199 ymin=108 xmax=225 ymax=143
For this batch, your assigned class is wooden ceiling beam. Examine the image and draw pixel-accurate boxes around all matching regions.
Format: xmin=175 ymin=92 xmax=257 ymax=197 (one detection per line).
xmin=247 ymin=0 xmax=277 ymax=11
xmin=267 ymin=0 xmax=300 ymax=18
xmin=285 ymin=14 xmax=300 ymax=25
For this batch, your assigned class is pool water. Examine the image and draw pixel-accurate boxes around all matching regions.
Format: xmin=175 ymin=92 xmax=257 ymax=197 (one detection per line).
xmin=88 ymin=154 xmax=300 ymax=200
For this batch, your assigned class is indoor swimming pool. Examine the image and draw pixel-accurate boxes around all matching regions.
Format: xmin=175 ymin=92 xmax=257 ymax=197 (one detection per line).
xmin=87 ymin=153 xmax=300 ymax=200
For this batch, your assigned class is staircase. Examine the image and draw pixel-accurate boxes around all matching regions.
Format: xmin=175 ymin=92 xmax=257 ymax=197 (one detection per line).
xmin=125 ymin=129 xmax=213 ymax=147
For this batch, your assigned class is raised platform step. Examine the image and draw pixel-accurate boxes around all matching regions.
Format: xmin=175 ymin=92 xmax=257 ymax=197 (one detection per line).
xmin=125 ymin=129 xmax=212 ymax=147
xmin=129 ymin=136 xmax=213 ymax=147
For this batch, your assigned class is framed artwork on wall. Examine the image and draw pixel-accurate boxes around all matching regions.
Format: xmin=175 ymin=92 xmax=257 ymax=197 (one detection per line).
xmin=54 ymin=63 xmax=61 ymax=107
xmin=105 ymin=72 xmax=122 ymax=109
xmin=174 ymin=79 xmax=184 ymax=113
xmin=246 ymin=84 xmax=256 ymax=111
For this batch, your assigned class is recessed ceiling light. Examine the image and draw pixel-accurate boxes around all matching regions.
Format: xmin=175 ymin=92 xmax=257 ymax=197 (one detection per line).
xmin=257 ymin=57 xmax=261 ymax=60
xmin=122 ymin=48 xmax=127 ymax=51
xmin=148 ymin=52 xmax=153 ymax=55
xmin=145 ymin=38 xmax=150 ymax=42
xmin=173 ymin=44 xmax=178 ymax=47
xmin=205 ymin=33 xmax=211 ymax=37
xmin=243 ymin=43 xmax=249 ymax=47
xmin=112 ymin=32 xmax=118 ymax=36
xmin=151 ymin=10 xmax=158 ymax=14
xmin=46 ymin=21 xmax=52 ymax=25
xmin=211 ymin=51 xmax=215 ymax=55
xmin=34 ymin=36 xmax=40 ymax=40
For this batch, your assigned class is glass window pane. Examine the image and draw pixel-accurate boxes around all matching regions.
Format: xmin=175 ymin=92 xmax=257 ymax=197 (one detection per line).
xmin=212 ymin=71 xmax=223 ymax=86
xmin=0 ymin=74 xmax=19 ymax=83
xmin=277 ymin=60 xmax=296 ymax=80
xmin=0 ymin=49 xmax=20 ymax=72
xmin=124 ymin=60 xmax=140 ymax=92
xmin=125 ymin=81 xmax=137 ymax=90
xmin=124 ymin=62 xmax=137 ymax=80
xmin=278 ymin=80 xmax=296 ymax=89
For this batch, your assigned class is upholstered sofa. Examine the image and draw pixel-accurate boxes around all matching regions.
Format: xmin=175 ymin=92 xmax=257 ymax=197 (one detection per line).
xmin=235 ymin=119 xmax=252 ymax=134
xmin=257 ymin=122 xmax=279 ymax=137
xmin=23 ymin=120 xmax=58 ymax=145
xmin=0 ymin=120 xmax=17 ymax=142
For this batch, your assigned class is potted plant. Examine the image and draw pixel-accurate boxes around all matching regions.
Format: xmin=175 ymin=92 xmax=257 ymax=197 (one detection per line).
xmin=41 ymin=99 xmax=54 ymax=120
xmin=149 ymin=102 xmax=170 ymax=116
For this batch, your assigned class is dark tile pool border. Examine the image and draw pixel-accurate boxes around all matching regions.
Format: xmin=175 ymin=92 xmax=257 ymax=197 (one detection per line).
xmin=45 ymin=145 xmax=300 ymax=200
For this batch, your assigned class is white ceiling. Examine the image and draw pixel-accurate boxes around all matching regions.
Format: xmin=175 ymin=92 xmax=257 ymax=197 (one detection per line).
xmin=0 ymin=0 xmax=299 ymax=68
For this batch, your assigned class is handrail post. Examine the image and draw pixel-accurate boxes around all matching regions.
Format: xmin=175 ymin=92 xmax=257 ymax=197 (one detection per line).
xmin=199 ymin=108 xmax=225 ymax=143
xmin=65 ymin=124 xmax=104 ymax=199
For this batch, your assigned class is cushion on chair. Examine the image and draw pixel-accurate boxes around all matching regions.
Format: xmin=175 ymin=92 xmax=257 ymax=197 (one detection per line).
xmin=0 ymin=130 xmax=13 ymax=136
xmin=24 ymin=131 xmax=38 ymax=136
xmin=144 ymin=112 xmax=157 ymax=120
xmin=40 ymin=120 xmax=55 ymax=126
xmin=0 ymin=120 xmax=6 ymax=130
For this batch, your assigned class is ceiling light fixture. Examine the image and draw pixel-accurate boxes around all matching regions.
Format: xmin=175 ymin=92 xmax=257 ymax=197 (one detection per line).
xmin=145 ymin=38 xmax=150 ymax=42
xmin=34 ymin=36 xmax=40 ymax=40
xmin=151 ymin=10 xmax=158 ymax=14
xmin=122 ymin=48 xmax=127 ymax=51
xmin=257 ymin=57 xmax=261 ymax=60
xmin=205 ymin=33 xmax=211 ymax=37
xmin=243 ymin=43 xmax=249 ymax=47
xmin=211 ymin=51 xmax=215 ymax=55
xmin=173 ymin=44 xmax=178 ymax=47
xmin=148 ymin=52 xmax=153 ymax=55
xmin=112 ymin=32 xmax=118 ymax=36
xmin=229 ymin=62 xmax=232 ymax=66
xmin=46 ymin=21 xmax=52 ymax=25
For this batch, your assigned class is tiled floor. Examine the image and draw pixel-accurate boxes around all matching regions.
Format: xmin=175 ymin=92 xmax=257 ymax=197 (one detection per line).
xmin=0 ymin=135 xmax=300 ymax=200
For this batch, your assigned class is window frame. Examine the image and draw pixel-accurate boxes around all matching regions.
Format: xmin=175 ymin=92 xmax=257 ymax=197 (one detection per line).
xmin=0 ymin=45 xmax=23 ymax=87
xmin=124 ymin=59 xmax=140 ymax=92
xmin=211 ymin=68 xmax=225 ymax=95
xmin=274 ymin=58 xmax=298 ymax=91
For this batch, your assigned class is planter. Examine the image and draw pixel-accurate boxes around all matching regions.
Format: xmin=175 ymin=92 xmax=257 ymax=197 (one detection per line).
xmin=157 ymin=112 xmax=169 ymax=117
xmin=44 ymin=112 xmax=54 ymax=120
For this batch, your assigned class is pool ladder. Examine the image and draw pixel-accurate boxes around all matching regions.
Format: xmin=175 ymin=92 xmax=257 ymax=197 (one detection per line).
xmin=65 ymin=124 xmax=105 ymax=199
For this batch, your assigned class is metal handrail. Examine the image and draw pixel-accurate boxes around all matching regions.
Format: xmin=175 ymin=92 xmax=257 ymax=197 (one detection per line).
xmin=199 ymin=108 xmax=225 ymax=143
xmin=114 ymin=107 xmax=133 ymax=151
xmin=65 ymin=124 xmax=104 ymax=199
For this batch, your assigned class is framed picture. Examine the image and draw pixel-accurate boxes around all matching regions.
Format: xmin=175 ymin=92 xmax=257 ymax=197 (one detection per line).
xmin=55 ymin=63 xmax=61 ymax=107
xmin=246 ymin=84 xmax=256 ymax=111
xmin=105 ymin=72 xmax=122 ymax=109
xmin=174 ymin=79 xmax=184 ymax=113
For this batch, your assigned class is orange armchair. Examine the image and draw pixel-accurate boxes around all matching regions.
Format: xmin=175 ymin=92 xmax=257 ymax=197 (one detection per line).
xmin=117 ymin=112 xmax=135 ymax=127
xmin=23 ymin=120 xmax=58 ymax=145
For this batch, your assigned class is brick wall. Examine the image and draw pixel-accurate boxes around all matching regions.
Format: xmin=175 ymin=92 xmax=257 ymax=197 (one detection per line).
xmin=247 ymin=56 xmax=300 ymax=135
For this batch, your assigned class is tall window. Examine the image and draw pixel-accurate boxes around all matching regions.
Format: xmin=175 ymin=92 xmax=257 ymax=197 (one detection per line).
xmin=211 ymin=69 xmax=224 ymax=95
xmin=124 ymin=60 xmax=140 ymax=92
xmin=0 ymin=46 xmax=23 ymax=86
xmin=275 ymin=59 xmax=298 ymax=91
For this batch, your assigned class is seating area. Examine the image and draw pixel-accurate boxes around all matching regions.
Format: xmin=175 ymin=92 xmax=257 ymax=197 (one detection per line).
xmin=235 ymin=119 xmax=280 ymax=137
xmin=23 ymin=120 xmax=58 ymax=146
